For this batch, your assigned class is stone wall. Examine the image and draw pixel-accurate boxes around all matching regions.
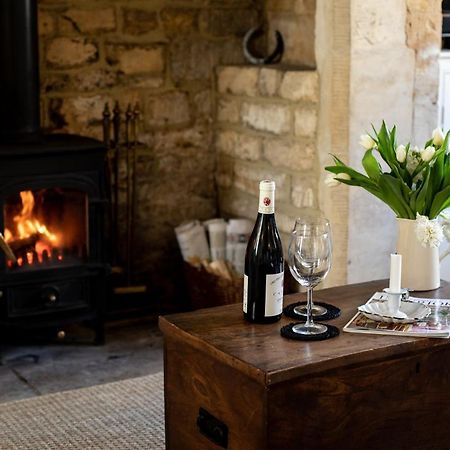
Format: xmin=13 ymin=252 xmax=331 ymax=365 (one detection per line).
xmin=265 ymin=0 xmax=316 ymax=67
xmin=215 ymin=66 xmax=319 ymax=248
xmin=37 ymin=0 xmax=263 ymax=307
xmin=35 ymin=0 xmax=442 ymax=303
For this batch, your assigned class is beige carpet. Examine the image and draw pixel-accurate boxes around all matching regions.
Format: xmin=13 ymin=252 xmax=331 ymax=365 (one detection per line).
xmin=0 ymin=371 xmax=165 ymax=449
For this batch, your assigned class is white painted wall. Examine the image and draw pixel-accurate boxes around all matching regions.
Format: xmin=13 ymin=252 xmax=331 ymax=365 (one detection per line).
xmin=317 ymin=0 xmax=443 ymax=286
xmin=346 ymin=0 xmax=447 ymax=283
xmin=347 ymin=0 xmax=416 ymax=283
xmin=439 ymin=54 xmax=450 ymax=277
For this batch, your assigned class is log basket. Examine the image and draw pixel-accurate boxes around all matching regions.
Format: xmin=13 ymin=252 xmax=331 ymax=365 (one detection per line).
xmin=183 ymin=262 xmax=243 ymax=310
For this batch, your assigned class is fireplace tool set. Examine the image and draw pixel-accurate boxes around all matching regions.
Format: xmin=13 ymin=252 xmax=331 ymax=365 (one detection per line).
xmin=103 ymin=102 xmax=146 ymax=297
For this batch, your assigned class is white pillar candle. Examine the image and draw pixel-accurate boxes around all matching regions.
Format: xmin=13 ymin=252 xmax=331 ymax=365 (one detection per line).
xmin=389 ymin=253 xmax=402 ymax=292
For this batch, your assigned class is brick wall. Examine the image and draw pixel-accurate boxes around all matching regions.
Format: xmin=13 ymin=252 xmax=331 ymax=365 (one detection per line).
xmin=37 ymin=0 xmax=263 ymax=307
xmin=215 ymin=66 xmax=319 ymax=247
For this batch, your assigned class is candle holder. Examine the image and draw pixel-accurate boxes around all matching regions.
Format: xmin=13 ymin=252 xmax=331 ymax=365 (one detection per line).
xmin=383 ymin=288 xmax=409 ymax=318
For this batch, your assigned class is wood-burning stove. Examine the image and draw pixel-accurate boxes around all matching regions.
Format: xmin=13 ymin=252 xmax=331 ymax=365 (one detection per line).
xmin=0 ymin=0 xmax=109 ymax=343
xmin=0 ymin=136 xmax=109 ymax=343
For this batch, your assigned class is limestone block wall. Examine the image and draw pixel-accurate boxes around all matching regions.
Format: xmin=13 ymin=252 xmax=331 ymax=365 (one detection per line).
xmin=215 ymin=66 xmax=319 ymax=247
xmin=265 ymin=0 xmax=316 ymax=67
xmin=37 ymin=0 xmax=263 ymax=307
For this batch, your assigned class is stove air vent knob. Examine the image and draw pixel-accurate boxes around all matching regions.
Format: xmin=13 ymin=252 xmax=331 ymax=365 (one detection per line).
xmin=57 ymin=330 xmax=66 ymax=340
xmin=41 ymin=286 xmax=60 ymax=306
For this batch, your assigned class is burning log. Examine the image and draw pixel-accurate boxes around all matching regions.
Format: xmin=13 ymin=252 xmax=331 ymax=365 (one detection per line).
xmin=8 ymin=234 xmax=39 ymax=253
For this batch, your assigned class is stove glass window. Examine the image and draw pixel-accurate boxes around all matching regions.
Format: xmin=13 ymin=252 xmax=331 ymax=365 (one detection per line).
xmin=3 ymin=188 xmax=88 ymax=269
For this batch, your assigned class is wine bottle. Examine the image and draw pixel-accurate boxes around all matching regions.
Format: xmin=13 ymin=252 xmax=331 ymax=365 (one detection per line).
xmin=243 ymin=180 xmax=284 ymax=323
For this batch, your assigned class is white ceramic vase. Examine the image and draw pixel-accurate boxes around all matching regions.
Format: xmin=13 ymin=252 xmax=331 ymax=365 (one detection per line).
xmin=396 ymin=218 xmax=440 ymax=291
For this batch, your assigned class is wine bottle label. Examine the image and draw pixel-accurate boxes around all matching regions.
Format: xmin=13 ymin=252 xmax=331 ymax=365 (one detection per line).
xmin=243 ymin=275 xmax=248 ymax=313
xmin=243 ymin=272 xmax=283 ymax=317
xmin=265 ymin=272 xmax=284 ymax=316
xmin=258 ymin=183 xmax=275 ymax=214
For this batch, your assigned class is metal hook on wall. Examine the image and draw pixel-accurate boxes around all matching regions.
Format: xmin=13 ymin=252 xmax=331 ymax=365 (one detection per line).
xmin=242 ymin=27 xmax=284 ymax=65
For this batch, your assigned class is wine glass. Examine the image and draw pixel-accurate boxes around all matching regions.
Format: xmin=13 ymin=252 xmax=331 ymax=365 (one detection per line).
xmin=288 ymin=217 xmax=332 ymax=335
xmin=292 ymin=217 xmax=331 ymax=318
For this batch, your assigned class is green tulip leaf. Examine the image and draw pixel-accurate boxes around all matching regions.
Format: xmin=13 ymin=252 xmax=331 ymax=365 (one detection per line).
xmin=431 ymin=150 xmax=445 ymax=194
xmin=429 ymin=185 xmax=450 ymax=219
xmin=362 ymin=149 xmax=381 ymax=181
xmin=415 ymin=168 xmax=431 ymax=215
xmin=325 ymin=165 xmax=374 ymax=184
xmin=378 ymin=174 xmax=414 ymax=219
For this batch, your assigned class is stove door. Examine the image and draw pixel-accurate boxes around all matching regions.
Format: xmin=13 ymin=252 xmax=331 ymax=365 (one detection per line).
xmin=3 ymin=187 xmax=88 ymax=270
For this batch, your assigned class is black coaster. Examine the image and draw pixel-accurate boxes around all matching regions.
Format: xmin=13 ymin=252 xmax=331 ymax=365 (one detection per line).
xmin=280 ymin=322 xmax=340 ymax=341
xmin=283 ymin=302 xmax=341 ymax=321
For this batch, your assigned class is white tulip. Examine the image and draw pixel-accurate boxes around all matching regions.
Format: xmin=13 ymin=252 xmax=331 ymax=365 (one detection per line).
xmin=324 ymin=174 xmax=339 ymax=187
xmin=337 ymin=172 xmax=351 ymax=181
xmin=432 ymin=127 xmax=445 ymax=146
xmin=324 ymin=173 xmax=350 ymax=187
xmin=420 ymin=146 xmax=435 ymax=162
xmin=395 ymin=144 xmax=406 ymax=163
xmin=359 ymin=134 xmax=376 ymax=150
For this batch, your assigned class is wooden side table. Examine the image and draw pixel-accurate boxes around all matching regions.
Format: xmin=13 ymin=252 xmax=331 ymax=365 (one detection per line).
xmin=160 ymin=280 xmax=450 ymax=450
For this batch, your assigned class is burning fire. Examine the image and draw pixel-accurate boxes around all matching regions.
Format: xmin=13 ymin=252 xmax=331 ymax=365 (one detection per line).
xmin=5 ymin=191 xmax=61 ymax=266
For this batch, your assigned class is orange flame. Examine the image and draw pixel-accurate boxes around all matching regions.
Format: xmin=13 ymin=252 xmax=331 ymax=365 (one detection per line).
xmin=5 ymin=191 xmax=61 ymax=267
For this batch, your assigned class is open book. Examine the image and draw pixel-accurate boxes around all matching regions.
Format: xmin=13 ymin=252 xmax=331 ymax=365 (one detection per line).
xmin=343 ymin=292 xmax=450 ymax=339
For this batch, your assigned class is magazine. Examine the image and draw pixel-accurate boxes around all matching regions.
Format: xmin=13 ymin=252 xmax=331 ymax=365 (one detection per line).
xmin=343 ymin=292 xmax=450 ymax=338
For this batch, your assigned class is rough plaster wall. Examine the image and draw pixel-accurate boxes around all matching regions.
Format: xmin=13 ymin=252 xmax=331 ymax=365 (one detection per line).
xmin=407 ymin=0 xmax=442 ymax=145
xmin=316 ymin=0 xmax=441 ymax=286
xmin=347 ymin=0 xmax=442 ymax=284
xmin=316 ymin=0 xmax=350 ymax=287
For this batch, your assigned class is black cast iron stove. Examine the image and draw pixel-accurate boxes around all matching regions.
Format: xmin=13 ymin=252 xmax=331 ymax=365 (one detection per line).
xmin=0 ymin=0 xmax=109 ymax=343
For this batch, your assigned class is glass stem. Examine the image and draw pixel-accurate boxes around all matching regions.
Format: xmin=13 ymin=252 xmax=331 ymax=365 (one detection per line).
xmin=306 ymin=287 xmax=314 ymax=327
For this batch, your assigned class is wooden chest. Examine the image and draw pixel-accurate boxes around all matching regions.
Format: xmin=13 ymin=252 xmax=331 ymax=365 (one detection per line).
xmin=159 ymin=280 xmax=450 ymax=450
